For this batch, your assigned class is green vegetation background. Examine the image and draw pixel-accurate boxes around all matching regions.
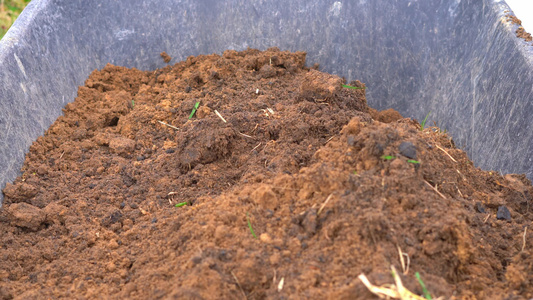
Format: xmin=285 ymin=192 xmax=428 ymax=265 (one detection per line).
xmin=1 ymin=0 xmax=31 ymax=39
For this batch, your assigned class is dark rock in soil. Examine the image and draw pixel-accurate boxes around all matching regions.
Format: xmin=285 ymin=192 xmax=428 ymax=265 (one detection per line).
xmin=497 ymin=205 xmax=511 ymax=220
xmin=399 ymin=141 xmax=417 ymax=159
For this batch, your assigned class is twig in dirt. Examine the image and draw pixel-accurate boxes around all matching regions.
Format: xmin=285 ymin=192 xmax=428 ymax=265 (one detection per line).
xmin=397 ymin=245 xmax=410 ymax=275
xmin=325 ymin=136 xmax=335 ymax=144
xmin=358 ymin=265 xmax=433 ymax=300
xmin=231 ymin=271 xmax=247 ymax=300
xmin=158 ymin=120 xmax=179 ymax=130
xmin=278 ymin=277 xmax=285 ymax=292
xmin=521 ymin=226 xmax=528 ymax=253
xmin=251 ymin=142 xmax=262 ymax=152
xmin=214 ymin=110 xmax=227 ymax=123
xmin=436 ymin=145 xmax=457 ymax=163
xmin=251 ymin=123 xmax=259 ymax=134
xmin=456 ymin=169 xmax=466 ymax=181
xmin=424 ymin=180 xmax=446 ymax=199
xmin=483 ymin=214 xmax=491 ymax=223
xmin=455 ymin=184 xmax=464 ymax=198
xmin=317 ymin=193 xmax=334 ymax=215
xmin=238 ymin=132 xmax=255 ymax=139
xmin=59 ymin=151 xmax=65 ymax=159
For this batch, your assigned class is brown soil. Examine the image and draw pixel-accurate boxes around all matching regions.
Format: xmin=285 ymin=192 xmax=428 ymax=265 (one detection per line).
xmin=1 ymin=48 xmax=533 ymax=299
xmin=507 ymin=14 xmax=533 ymax=43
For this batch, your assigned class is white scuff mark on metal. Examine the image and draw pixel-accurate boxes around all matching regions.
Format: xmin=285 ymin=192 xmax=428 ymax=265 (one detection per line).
xmin=14 ymin=53 xmax=27 ymax=79
xmin=19 ymin=82 xmax=27 ymax=94
xmin=330 ymin=1 xmax=343 ymax=17
xmin=448 ymin=0 xmax=461 ymax=18
xmin=114 ymin=29 xmax=135 ymax=41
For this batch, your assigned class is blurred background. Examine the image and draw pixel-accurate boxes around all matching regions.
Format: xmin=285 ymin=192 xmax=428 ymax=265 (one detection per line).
xmin=0 ymin=0 xmax=30 ymax=39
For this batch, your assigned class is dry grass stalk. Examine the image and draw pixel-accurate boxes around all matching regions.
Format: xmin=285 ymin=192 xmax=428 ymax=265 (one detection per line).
xmin=424 ymin=180 xmax=446 ymax=199
xmin=436 ymin=145 xmax=457 ymax=162
xmin=215 ymin=110 xmax=227 ymax=123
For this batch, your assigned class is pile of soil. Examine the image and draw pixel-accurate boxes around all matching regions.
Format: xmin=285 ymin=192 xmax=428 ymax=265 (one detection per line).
xmin=1 ymin=48 xmax=532 ymax=299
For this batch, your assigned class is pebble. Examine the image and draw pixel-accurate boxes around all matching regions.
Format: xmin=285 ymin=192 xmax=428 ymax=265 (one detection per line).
xmin=399 ymin=142 xmax=417 ymax=159
xmin=475 ymin=202 xmax=486 ymax=213
xmin=497 ymin=206 xmax=511 ymax=220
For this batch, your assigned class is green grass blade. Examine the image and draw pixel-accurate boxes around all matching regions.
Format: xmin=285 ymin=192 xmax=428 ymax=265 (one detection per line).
xmin=342 ymin=84 xmax=366 ymax=90
xmin=407 ymin=159 xmax=420 ymax=164
xmin=246 ymin=212 xmax=257 ymax=239
xmin=415 ymin=272 xmax=432 ymax=300
xmin=189 ymin=101 xmax=200 ymax=119
xmin=175 ymin=202 xmax=187 ymax=207
xmin=380 ymin=155 xmax=396 ymax=160
xmin=420 ymin=112 xmax=431 ymax=131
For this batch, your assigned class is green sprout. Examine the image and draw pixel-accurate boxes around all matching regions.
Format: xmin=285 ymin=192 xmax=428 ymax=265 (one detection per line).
xmin=415 ymin=272 xmax=432 ymax=300
xmin=189 ymin=101 xmax=200 ymax=119
xmin=407 ymin=159 xmax=420 ymax=164
xmin=246 ymin=212 xmax=257 ymax=239
xmin=342 ymin=84 xmax=366 ymax=90
xmin=420 ymin=112 xmax=431 ymax=131
xmin=131 ymin=100 xmax=135 ymax=108
xmin=175 ymin=202 xmax=188 ymax=207
xmin=380 ymin=155 xmax=396 ymax=160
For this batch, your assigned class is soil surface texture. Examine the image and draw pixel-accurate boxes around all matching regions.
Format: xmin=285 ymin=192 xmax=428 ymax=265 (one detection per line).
xmin=1 ymin=48 xmax=533 ymax=299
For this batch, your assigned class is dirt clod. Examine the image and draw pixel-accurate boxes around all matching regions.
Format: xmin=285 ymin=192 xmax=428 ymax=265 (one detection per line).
xmin=160 ymin=51 xmax=172 ymax=63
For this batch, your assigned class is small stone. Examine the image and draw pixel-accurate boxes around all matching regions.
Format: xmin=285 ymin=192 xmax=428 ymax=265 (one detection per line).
xmin=399 ymin=142 xmax=417 ymax=159
xmin=191 ymin=256 xmax=202 ymax=265
xmin=497 ymin=206 xmax=511 ymax=220
xmin=475 ymin=202 xmax=486 ymax=213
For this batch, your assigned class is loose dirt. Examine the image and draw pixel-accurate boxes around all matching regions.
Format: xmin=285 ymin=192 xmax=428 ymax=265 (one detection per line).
xmin=507 ymin=14 xmax=533 ymax=43
xmin=1 ymin=48 xmax=532 ymax=299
